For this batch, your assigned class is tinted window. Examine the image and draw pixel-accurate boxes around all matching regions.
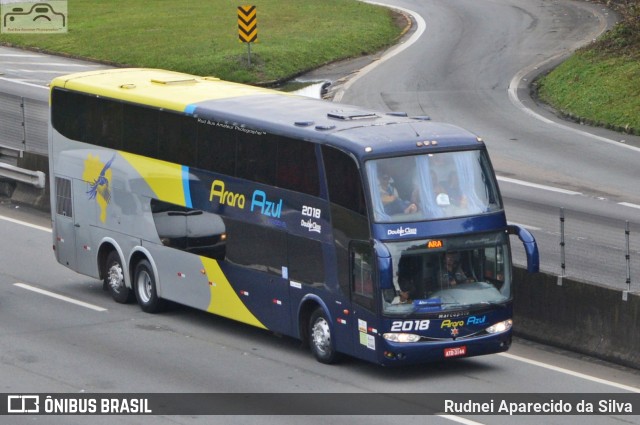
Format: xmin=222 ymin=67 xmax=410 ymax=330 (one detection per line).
xmin=277 ymin=138 xmax=319 ymax=196
xmin=322 ymin=145 xmax=366 ymax=215
xmin=287 ymin=234 xmax=324 ymax=286
xmin=51 ymin=88 xmax=86 ymax=141
xmin=236 ymin=132 xmax=277 ymax=185
xmin=123 ymin=103 xmax=158 ymax=158
xmin=158 ymin=111 xmax=197 ymax=166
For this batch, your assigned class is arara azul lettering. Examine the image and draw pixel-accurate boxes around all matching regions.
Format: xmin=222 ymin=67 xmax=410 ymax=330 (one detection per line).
xmin=251 ymin=190 xmax=283 ymax=218
xmin=209 ymin=179 xmax=246 ymax=208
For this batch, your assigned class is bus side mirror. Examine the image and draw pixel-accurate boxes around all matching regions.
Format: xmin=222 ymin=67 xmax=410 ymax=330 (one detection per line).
xmin=373 ymin=239 xmax=393 ymax=290
xmin=508 ymin=225 xmax=539 ymax=273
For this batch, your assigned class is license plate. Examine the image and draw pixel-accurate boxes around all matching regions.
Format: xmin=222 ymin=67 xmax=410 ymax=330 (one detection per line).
xmin=444 ymin=346 xmax=467 ymax=358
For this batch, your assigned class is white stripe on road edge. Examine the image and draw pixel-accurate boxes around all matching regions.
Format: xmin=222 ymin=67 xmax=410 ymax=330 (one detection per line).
xmin=13 ymin=283 xmax=107 ymax=312
xmin=0 ymin=214 xmax=51 ymax=232
xmin=497 ymin=176 xmax=582 ymax=196
xmin=498 ymin=352 xmax=640 ymax=393
xmin=437 ymin=415 xmax=485 ymax=425
xmin=0 ymin=76 xmax=48 ymax=89
xmin=619 ymin=202 xmax=640 ymax=210
xmin=507 ymin=222 xmax=541 ymax=232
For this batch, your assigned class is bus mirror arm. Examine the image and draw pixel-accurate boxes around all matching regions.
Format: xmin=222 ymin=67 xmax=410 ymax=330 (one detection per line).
xmin=507 ymin=225 xmax=539 ymax=274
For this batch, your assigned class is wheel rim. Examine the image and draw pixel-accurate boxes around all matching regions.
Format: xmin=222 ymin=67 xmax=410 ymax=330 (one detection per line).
xmin=107 ymin=263 xmax=125 ymax=294
xmin=136 ymin=270 xmax=152 ymax=303
xmin=311 ymin=317 xmax=331 ymax=356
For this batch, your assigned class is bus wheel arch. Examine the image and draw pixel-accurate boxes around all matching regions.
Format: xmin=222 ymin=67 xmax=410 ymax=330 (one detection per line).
xmin=99 ymin=243 xmax=134 ymax=304
xmin=130 ymin=251 xmax=166 ymax=313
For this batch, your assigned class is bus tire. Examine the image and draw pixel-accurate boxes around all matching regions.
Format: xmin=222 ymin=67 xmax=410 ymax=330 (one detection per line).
xmin=309 ymin=308 xmax=340 ymax=364
xmin=104 ymin=250 xmax=135 ymax=304
xmin=134 ymin=259 xmax=165 ymax=313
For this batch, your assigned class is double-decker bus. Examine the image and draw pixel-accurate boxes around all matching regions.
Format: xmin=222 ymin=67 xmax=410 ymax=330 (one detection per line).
xmin=48 ymin=68 xmax=538 ymax=366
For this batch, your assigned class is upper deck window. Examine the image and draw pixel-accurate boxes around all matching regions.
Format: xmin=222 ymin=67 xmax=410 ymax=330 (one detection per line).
xmin=365 ymin=150 xmax=501 ymax=223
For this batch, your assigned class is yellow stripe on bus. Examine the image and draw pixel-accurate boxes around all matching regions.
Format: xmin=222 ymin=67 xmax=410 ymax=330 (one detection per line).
xmin=119 ymin=151 xmax=187 ymax=207
xmin=50 ymin=68 xmax=284 ymax=112
xmin=200 ymin=257 xmax=267 ymax=329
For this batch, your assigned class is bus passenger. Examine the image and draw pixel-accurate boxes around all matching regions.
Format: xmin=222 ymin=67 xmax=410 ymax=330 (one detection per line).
xmin=378 ymin=173 xmax=418 ymax=215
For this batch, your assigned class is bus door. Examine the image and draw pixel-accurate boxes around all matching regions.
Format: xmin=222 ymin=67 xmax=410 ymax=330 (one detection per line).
xmin=349 ymin=241 xmax=379 ymax=363
xmin=54 ymin=176 xmax=94 ymax=276
xmin=53 ymin=176 xmax=77 ymax=270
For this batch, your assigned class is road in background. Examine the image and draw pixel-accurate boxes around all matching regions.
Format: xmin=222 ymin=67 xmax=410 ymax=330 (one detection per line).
xmin=335 ymin=0 xmax=640 ymax=288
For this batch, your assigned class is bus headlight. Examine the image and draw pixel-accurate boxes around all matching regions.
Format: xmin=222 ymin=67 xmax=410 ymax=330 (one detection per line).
xmin=383 ymin=333 xmax=421 ymax=343
xmin=486 ymin=319 xmax=512 ymax=334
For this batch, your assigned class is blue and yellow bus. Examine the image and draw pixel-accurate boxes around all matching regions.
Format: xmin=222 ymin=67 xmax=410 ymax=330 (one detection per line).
xmin=49 ymin=68 xmax=538 ymax=365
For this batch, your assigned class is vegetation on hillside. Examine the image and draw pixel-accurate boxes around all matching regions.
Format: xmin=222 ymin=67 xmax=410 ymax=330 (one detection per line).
xmin=0 ymin=0 xmax=404 ymax=84
xmin=536 ymin=0 xmax=640 ymax=134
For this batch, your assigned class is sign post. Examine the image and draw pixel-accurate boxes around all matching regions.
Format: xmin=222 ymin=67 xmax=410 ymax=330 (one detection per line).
xmin=238 ymin=5 xmax=257 ymax=66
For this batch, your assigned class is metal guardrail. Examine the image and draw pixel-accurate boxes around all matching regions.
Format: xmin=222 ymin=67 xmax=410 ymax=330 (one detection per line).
xmin=0 ymin=92 xmax=48 ymax=156
xmin=0 ymin=92 xmax=48 ymax=188
xmin=0 ymin=161 xmax=45 ymax=188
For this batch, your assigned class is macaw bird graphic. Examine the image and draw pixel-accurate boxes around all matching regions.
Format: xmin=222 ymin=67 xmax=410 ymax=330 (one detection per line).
xmin=87 ymin=153 xmax=116 ymax=203
xmin=82 ymin=153 xmax=116 ymax=223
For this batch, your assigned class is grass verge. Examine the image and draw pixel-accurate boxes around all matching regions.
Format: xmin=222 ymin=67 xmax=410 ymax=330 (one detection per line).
xmin=0 ymin=0 xmax=405 ymax=84
xmin=536 ymin=0 xmax=640 ymax=135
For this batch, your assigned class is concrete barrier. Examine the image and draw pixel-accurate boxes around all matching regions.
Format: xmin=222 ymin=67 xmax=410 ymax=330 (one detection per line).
xmin=513 ymin=267 xmax=640 ymax=370
xmin=0 ymin=152 xmax=50 ymax=211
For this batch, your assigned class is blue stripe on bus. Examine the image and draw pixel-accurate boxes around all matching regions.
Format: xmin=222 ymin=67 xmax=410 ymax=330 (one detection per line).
xmin=182 ymin=165 xmax=193 ymax=208
xmin=184 ymin=104 xmax=197 ymax=115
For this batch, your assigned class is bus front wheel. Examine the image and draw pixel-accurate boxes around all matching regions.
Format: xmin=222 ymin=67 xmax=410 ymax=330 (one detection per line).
xmin=309 ymin=308 xmax=340 ymax=364
xmin=104 ymin=251 xmax=134 ymax=304
xmin=134 ymin=259 xmax=165 ymax=313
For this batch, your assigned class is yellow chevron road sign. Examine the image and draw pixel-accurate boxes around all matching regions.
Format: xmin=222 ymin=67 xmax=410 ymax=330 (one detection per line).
xmin=238 ymin=5 xmax=257 ymax=43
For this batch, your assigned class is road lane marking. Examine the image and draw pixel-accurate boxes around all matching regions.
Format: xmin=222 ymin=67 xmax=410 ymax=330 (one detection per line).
xmin=1 ymin=61 xmax=102 ymax=67
xmin=619 ymin=202 xmax=640 ymax=210
xmin=498 ymin=352 xmax=640 ymax=393
xmin=14 ymin=283 xmax=107 ymax=312
xmin=333 ymin=1 xmax=426 ymax=102
xmin=437 ymin=415 xmax=485 ymax=425
xmin=0 ymin=214 xmax=51 ymax=232
xmin=0 ymin=76 xmax=48 ymax=89
xmin=497 ymin=176 xmax=582 ymax=195
xmin=507 ymin=221 xmax=541 ymax=231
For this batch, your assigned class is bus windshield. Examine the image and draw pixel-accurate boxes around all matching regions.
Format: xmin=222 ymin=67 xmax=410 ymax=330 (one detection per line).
xmin=382 ymin=232 xmax=511 ymax=315
xmin=365 ymin=150 xmax=501 ymax=223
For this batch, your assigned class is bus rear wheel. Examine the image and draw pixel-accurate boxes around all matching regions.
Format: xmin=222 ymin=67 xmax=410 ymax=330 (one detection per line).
xmin=134 ymin=259 xmax=165 ymax=313
xmin=309 ymin=308 xmax=340 ymax=364
xmin=104 ymin=251 xmax=134 ymax=304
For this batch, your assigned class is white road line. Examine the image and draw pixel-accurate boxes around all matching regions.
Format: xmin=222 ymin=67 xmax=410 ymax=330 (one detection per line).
xmin=0 ymin=76 xmax=48 ymax=89
xmin=13 ymin=283 xmax=107 ymax=312
xmin=0 ymin=214 xmax=51 ymax=232
xmin=1 ymin=61 xmax=102 ymax=67
xmin=497 ymin=176 xmax=582 ymax=196
xmin=619 ymin=202 xmax=640 ymax=210
xmin=437 ymin=415 xmax=485 ymax=425
xmin=5 ymin=68 xmax=69 ymax=74
xmin=498 ymin=352 xmax=640 ymax=393
xmin=0 ymin=53 xmax=43 ymax=58
xmin=507 ymin=222 xmax=541 ymax=231
xmin=333 ymin=1 xmax=426 ymax=102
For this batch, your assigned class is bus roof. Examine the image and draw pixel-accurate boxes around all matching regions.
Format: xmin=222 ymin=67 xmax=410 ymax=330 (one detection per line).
xmin=51 ymin=68 xmax=484 ymax=160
